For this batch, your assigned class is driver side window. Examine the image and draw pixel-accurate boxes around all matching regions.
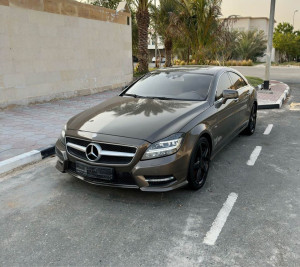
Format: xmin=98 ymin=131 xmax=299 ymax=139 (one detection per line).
xmin=216 ymin=72 xmax=231 ymax=100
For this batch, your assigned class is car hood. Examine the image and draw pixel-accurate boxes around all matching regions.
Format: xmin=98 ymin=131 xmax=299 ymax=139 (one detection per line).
xmin=67 ymin=96 xmax=209 ymax=143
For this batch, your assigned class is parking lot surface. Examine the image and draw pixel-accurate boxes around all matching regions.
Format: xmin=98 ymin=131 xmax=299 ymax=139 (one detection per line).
xmin=1 ymin=85 xmax=299 ymax=266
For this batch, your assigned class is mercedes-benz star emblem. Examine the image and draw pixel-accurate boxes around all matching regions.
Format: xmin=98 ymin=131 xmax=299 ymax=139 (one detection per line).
xmin=85 ymin=143 xmax=102 ymax=161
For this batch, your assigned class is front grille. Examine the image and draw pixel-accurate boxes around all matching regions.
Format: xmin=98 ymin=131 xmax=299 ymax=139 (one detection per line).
xmin=68 ymin=161 xmax=136 ymax=185
xmin=66 ymin=137 xmax=137 ymax=165
xmin=66 ymin=137 xmax=136 ymax=153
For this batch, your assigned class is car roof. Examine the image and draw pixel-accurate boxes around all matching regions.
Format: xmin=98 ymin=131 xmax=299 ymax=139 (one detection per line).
xmin=153 ymin=66 xmax=232 ymax=75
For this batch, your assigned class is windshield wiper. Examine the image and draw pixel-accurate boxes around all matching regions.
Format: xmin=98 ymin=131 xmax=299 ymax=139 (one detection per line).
xmin=147 ymin=96 xmax=177 ymax=100
xmin=123 ymin=94 xmax=142 ymax=98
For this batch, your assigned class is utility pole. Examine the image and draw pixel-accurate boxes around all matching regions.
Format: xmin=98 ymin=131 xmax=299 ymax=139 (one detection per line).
xmin=264 ymin=0 xmax=276 ymax=90
xmin=154 ymin=0 xmax=158 ymax=68
xmin=293 ymin=10 xmax=298 ymax=28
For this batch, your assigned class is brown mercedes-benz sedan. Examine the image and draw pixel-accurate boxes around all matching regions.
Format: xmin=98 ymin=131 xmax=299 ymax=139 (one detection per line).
xmin=55 ymin=66 xmax=257 ymax=192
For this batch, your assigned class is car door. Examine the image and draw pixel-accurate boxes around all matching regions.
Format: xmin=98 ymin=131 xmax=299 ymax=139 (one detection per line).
xmin=213 ymin=72 xmax=241 ymax=150
xmin=228 ymin=72 xmax=250 ymax=128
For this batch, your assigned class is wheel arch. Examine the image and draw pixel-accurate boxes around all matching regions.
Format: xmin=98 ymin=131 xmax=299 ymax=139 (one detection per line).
xmin=200 ymin=132 xmax=213 ymax=152
xmin=189 ymin=123 xmax=214 ymax=153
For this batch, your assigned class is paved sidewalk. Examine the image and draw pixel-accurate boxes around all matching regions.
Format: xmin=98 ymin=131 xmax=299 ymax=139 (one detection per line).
xmin=0 ymin=89 xmax=121 ymax=162
xmin=0 ymin=81 xmax=289 ymax=163
xmin=257 ymin=80 xmax=290 ymax=109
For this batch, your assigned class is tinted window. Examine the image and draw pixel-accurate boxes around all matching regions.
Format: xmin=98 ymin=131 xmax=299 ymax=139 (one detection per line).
xmin=124 ymin=72 xmax=213 ymax=101
xmin=216 ymin=73 xmax=232 ymax=100
xmin=229 ymin=72 xmax=247 ymax=90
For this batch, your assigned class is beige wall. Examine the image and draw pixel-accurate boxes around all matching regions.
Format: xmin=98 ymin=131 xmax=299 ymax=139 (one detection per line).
xmin=0 ymin=0 xmax=132 ymax=108
xmin=231 ymin=17 xmax=269 ymax=36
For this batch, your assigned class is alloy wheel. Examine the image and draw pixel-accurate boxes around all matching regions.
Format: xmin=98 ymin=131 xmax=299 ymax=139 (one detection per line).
xmin=249 ymin=105 xmax=257 ymax=134
xmin=189 ymin=138 xmax=211 ymax=189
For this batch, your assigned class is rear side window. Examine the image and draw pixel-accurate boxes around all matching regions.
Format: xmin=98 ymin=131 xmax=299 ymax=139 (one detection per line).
xmin=216 ymin=72 xmax=232 ymax=100
xmin=229 ymin=72 xmax=247 ymax=90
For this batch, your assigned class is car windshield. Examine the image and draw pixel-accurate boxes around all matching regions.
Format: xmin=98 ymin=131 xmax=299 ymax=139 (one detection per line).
xmin=123 ymin=71 xmax=213 ymax=101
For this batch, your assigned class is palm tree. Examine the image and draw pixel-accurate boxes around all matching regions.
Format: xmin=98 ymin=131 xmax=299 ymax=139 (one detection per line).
xmin=132 ymin=0 xmax=152 ymax=73
xmin=234 ymin=30 xmax=267 ymax=61
xmin=177 ymin=0 xmax=222 ymax=63
xmin=152 ymin=0 xmax=181 ymax=67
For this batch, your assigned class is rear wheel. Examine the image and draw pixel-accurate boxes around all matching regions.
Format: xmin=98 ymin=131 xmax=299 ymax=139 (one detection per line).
xmin=243 ymin=104 xmax=257 ymax=135
xmin=188 ymin=137 xmax=211 ymax=190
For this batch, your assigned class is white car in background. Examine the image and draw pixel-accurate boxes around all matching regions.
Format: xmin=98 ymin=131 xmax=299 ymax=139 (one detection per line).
xmin=152 ymin=57 xmax=166 ymax=63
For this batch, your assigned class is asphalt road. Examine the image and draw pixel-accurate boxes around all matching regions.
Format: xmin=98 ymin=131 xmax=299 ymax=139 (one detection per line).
xmin=146 ymin=63 xmax=300 ymax=85
xmin=232 ymin=66 xmax=300 ymax=85
xmin=1 ymin=76 xmax=300 ymax=266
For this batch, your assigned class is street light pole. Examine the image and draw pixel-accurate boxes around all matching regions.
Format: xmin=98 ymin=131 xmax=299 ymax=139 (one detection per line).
xmin=293 ymin=10 xmax=298 ymax=28
xmin=264 ymin=0 xmax=276 ymax=90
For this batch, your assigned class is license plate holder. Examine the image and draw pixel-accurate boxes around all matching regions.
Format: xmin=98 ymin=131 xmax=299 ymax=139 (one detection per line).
xmin=76 ymin=162 xmax=114 ymax=181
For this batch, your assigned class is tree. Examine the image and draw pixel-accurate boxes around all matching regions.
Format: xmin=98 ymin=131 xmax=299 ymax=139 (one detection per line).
xmin=151 ymin=0 xmax=181 ymax=67
xmin=275 ymin=22 xmax=294 ymax=35
xmin=177 ymin=0 xmax=222 ymax=63
xmin=132 ymin=0 xmax=152 ymax=73
xmin=90 ymin=0 xmax=121 ymax=9
xmin=273 ymin=22 xmax=300 ymax=62
xmin=212 ymin=17 xmax=239 ymax=64
xmin=233 ymin=30 xmax=267 ymax=61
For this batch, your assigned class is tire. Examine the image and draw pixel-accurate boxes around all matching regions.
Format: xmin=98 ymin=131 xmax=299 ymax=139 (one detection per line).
xmin=188 ymin=137 xmax=211 ymax=190
xmin=242 ymin=104 xmax=257 ymax=136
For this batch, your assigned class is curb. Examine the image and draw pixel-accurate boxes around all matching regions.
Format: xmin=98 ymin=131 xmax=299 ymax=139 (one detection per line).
xmin=258 ymin=84 xmax=290 ymax=110
xmin=0 ymin=145 xmax=55 ymax=176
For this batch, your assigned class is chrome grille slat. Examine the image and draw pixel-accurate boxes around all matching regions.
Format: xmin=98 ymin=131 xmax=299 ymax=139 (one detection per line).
xmin=67 ymin=142 xmax=86 ymax=152
xmin=65 ymin=137 xmax=137 ymax=165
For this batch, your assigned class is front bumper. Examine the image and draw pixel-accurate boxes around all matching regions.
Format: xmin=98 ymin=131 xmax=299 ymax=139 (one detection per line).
xmin=55 ymin=135 xmax=191 ymax=192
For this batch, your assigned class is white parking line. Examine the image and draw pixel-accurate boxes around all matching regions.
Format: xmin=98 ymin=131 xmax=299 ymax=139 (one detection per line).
xmin=264 ymin=124 xmax=273 ymax=135
xmin=203 ymin=193 xmax=238 ymax=246
xmin=247 ymin=146 xmax=262 ymax=166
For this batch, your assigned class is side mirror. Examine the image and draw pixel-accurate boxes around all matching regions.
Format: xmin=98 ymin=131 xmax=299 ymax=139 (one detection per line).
xmin=122 ymin=85 xmax=129 ymax=90
xmin=222 ymin=89 xmax=238 ymax=104
xmin=255 ymin=84 xmax=263 ymax=90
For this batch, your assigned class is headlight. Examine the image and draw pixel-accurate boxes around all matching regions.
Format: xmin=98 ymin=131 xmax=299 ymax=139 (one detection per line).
xmin=142 ymin=133 xmax=184 ymax=160
xmin=60 ymin=124 xmax=66 ymax=144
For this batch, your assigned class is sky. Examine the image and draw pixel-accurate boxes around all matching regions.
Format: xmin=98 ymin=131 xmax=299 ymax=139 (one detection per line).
xmin=221 ymin=0 xmax=300 ymax=30
xmin=81 ymin=0 xmax=300 ymax=30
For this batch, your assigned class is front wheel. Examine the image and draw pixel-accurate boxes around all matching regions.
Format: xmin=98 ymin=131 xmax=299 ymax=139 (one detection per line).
xmin=242 ymin=104 xmax=257 ymax=135
xmin=188 ymin=137 xmax=211 ymax=190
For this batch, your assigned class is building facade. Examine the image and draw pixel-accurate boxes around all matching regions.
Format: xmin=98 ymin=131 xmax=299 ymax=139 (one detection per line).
xmin=229 ymin=16 xmax=276 ymax=62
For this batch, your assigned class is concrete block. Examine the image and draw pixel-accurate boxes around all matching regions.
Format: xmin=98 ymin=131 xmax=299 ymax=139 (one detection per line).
xmin=15 ymin=60 xmax=35 ymax=73
xmin=38 ymin=24 xmax=57 ymax=37
xmin=0 ymin=47 xmax=11 ymax=61
xmin=0 ymin=150 xmax=42 ymax=175
xmin=3 ymin=73 xmax=25 ymax=88
xmin=0 ymin=60 xmax=14 ymax=75
xmin=32 ymin=60 xmax=48 ymax=73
